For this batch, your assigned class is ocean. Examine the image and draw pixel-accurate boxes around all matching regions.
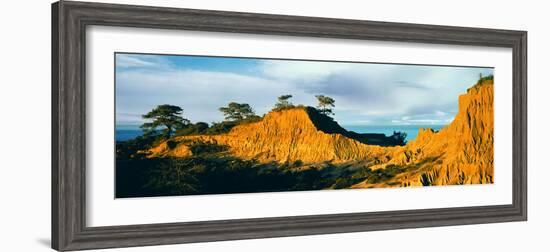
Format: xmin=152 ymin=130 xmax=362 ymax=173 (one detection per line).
xmin=341 ymin=125 xmax=445 ymax=142
xmin=115 ymin=124 xmax=445 ymax=142
xmin=116 ymin=125 xmax=143 ymax=142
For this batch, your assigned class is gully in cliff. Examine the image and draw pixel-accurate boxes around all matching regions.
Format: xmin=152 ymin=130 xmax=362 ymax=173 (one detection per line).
xmin=114 ymin=52 xmax=495 ymax=198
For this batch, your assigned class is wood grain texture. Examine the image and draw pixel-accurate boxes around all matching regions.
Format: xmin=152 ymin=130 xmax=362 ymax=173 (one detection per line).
xmin=51 ymin=1 xmax=528 ymax=251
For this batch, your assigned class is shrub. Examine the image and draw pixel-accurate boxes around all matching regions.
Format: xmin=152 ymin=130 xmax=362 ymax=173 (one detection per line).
xmin=366 ymin=164 xmax=405 ymax=184
xmin=391 ymin=131 xmax=407 ymax=146
xmin=174 ymin=122 xmax=209 ymax=136
xmin=205 ymin=121 xmax=238 ymax=135
xmin=188 ymin=142 xmax=228 ymax=155
xmin=333 ymin=177 xmax=355 ymax=189
xmin=477 ymin=74 xmax=494 ymax=85
xmin=205 ymin=116 xmax=262 ymax=135
xmin=116 ymin=132 xmax=163 ymax=160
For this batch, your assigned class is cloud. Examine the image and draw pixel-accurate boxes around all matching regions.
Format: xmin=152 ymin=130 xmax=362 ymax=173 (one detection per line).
xmin=258 ymin=60 xmax=493 ymax=125
xmin=115 ymin=54 xmax=173 ymax=69
xmin=390 ymin=109 xmax=454 ymax=125
xmin=116 ymin=64 xmax=308 ymax=124
xmin=115 ymin=112 xmax=143 ymax=124
xmin=259 ymin=60 xmax=351 ymax=82
xmin=396 ymin=80 xmax=431 ymax=89
xmin=116 ymin=53 xmax=493 ymax=126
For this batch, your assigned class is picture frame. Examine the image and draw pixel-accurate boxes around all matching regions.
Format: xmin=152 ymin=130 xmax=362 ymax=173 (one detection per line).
xmin=52 ymin=1 xmax=527 ymax=251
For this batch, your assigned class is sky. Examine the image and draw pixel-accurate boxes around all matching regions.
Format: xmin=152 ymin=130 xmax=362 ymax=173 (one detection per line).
xmin=115 ymin=53 xmax=493 ymax=127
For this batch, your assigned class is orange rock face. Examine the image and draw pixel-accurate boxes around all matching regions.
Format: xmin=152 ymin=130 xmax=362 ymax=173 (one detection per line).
xmin=146 ymin=79 xmax=494 ymax=188
xmin=355 ymin=79 xmax=494 ymax=187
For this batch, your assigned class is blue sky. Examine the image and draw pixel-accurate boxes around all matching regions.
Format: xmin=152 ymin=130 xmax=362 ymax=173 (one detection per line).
xmin=115 ymin=53 xmax=493 ymax=126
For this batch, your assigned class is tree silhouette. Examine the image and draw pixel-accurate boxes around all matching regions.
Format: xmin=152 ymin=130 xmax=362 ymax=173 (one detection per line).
xmin=315 ymin=95 xmax=335 ymax=116
xmin=219 ymin=102 xmax=256 ymax=121
xmin=391 ymin=131 xmax=408 ymax=146
xmin=274 ymin=94 xmax=294 ymax=110
xmin=141 ymin=104 xmax=189 ymax=138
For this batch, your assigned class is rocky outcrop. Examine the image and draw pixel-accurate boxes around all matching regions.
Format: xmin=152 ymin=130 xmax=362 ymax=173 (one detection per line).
xmin=149 ymin=107 xmax=396 ymax=164
xmin=354 ymin=79 xmax=494 ymax=187
xmin=146 ymin=79 xmax=494 ymax=187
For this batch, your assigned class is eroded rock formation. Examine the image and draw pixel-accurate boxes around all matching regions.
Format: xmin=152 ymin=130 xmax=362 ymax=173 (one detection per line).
xmin=145 ymin=79 xmax=494 ymax=187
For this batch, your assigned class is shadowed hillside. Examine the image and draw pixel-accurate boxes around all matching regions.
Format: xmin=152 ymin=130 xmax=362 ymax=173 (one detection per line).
xmin=305 ymin=106 xmax=408 ymax=146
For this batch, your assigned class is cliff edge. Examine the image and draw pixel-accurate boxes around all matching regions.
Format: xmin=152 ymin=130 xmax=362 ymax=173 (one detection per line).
xmin=145 ymin=79 xmax=494 ymax=187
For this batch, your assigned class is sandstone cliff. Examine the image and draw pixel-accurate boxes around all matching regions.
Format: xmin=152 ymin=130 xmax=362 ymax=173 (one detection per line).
xmin=148 ymin=107 xmax=396 ymax=164
xmin=145 ymin=79 xmax=494 ymax=187
xmin=353 ymin=79 xmax=494 ymax=187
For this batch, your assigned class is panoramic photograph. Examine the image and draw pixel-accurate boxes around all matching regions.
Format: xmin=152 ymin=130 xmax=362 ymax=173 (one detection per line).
xmin=115 ymin=52 xmax=495 ymax=198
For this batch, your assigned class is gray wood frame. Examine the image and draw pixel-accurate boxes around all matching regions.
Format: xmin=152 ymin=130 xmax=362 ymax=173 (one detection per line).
xmin=52 ymin=1 xmax=527 ymax=251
